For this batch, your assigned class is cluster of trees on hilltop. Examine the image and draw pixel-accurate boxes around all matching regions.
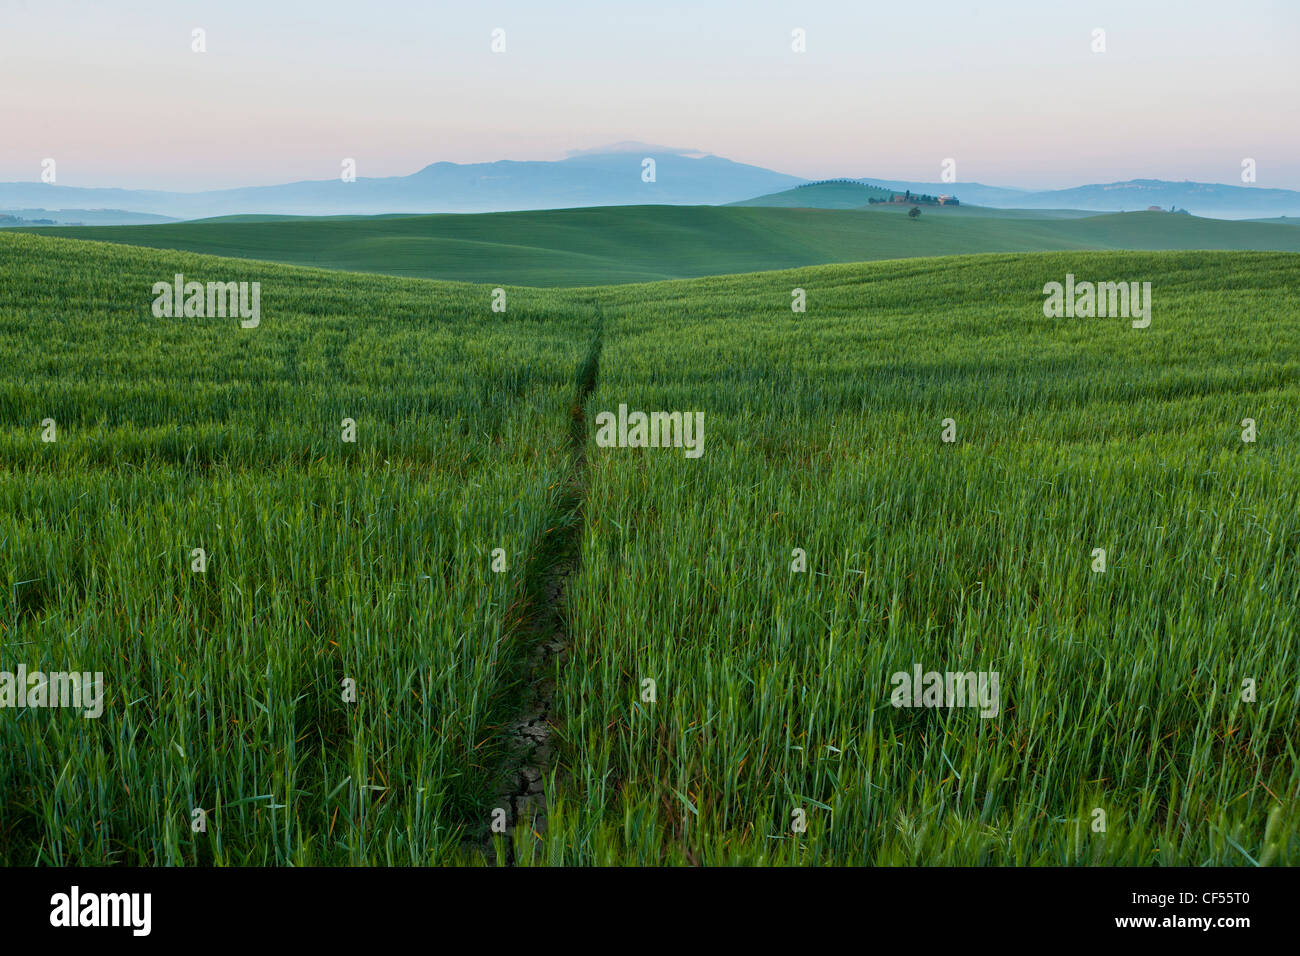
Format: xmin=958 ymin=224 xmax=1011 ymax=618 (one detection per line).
xmin=0 ymin=213 xmax=58 ymax=226
xmin=790 ymin=179 xmax=959 ymax=206
xmin=866 ymin=189 xmax=958 ymax=206
xmin=796 ymin=179 xmax=871 ymax=188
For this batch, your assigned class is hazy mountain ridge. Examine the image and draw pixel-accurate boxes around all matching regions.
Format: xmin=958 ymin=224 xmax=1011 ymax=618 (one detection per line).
xmin=0 ymin=147 xmax=803 ymax=221
xmin=2 ymin=145 xmax=1297 ymax=222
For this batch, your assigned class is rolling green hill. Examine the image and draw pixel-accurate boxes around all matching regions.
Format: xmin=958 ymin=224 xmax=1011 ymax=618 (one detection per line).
xmin=1245 ymin=216 xmax=1300 ymax=226
xmin=17 ymin=205 xmax=1300 ymax=287
xmin=730 ymin=180 xmax=895 ymax=207
xmin=855 ymin=202 xmax=1105 ymax=220
xmin=731 ymin=181 xmax=1101 ymax=219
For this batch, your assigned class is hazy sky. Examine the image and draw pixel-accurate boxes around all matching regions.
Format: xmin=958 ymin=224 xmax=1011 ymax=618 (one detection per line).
xmin=2 ymin=0 xmax=1297 ymax=190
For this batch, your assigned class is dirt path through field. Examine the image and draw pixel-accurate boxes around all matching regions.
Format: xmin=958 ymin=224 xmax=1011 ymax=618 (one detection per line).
xmin=491 ymin=313 xmax=602 ymax=864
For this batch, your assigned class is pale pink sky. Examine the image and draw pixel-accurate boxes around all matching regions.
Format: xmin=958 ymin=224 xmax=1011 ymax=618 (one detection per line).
xmin=2 ymin=0 xmax=1297 ymax=191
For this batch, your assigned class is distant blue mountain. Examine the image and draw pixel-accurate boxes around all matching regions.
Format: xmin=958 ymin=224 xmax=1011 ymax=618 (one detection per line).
xmin=2 ymin=145 xmax=1297 ymax=222
xmin=0 ymin=144 xmax=804 ymax=221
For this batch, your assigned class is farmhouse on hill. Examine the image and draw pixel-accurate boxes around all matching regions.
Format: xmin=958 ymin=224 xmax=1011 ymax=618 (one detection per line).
xmin=868 ymin=188 xmax=958 ymax=207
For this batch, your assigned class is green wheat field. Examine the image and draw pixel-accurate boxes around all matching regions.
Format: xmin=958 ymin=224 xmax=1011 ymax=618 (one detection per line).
xmin=0 ymin=229 xmax=1296 ymax=865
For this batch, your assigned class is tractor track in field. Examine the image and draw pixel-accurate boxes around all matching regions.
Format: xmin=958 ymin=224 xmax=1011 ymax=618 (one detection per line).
xmin=489 ymin=313 xmax=602 ymax=864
